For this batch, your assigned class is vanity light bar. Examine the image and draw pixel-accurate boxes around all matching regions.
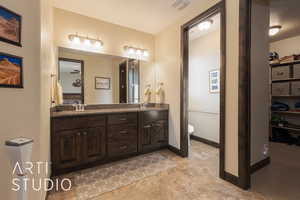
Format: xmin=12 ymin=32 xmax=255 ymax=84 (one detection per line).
xmin=124 ymin=46 xmax=149 ymax=57
xmin=68 ymin=34 xmax=104 ymax=48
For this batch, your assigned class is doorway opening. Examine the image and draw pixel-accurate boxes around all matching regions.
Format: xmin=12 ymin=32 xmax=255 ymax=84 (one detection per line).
xmin=180 ymin=1 xmax=226 ymax=179
xmin=248 ymin=0 xmax=300 ymax=198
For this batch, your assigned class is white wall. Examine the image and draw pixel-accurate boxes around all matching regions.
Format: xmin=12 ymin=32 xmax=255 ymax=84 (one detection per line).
xmin=0 ymin=0 xmax=54 ymax=199
xmin=250 ymin=0 xmax=270 ymax=166
xmin=270 ymin=35 xmax=300 ymax=57
xmin=188 ymin=30 xmax=220 ymax=143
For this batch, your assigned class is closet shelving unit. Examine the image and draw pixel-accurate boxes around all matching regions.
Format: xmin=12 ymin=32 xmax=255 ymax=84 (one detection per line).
xmin=270 ymin=60 xmax=300 ymax=136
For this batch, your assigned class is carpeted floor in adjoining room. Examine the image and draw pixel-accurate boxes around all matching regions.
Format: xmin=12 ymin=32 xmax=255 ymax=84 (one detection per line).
xmin=251 ymin=142 xmax=300 ymax=200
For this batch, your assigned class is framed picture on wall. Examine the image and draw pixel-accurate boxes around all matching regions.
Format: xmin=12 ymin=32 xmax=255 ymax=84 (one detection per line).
xmin=95 ymin=77 xmax=111 ymax=90
xmin=0 ymin=6 xmax=22 ymax=47
xmin=0 ymin=52 xmax=23 ymax=88
xmin=209 ymin=69 xmax=220 ymax=93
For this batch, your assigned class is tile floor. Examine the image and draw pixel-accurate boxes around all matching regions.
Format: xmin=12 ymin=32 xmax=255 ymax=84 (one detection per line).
xmin=48 ymin=141 xmax=269 ymax=200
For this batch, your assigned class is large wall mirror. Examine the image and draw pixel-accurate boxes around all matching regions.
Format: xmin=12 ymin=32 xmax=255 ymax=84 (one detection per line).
xmin=58 ymin=47 xmax=141 ymax=105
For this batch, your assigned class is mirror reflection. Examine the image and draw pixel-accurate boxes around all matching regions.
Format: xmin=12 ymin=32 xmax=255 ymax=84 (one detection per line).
xmin=58 ymin=47 xmax=141 ymax=105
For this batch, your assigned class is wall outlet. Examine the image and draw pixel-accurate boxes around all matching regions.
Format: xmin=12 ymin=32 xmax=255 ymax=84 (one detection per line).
xmin=263 ymin=144 xmax=269 ymax=156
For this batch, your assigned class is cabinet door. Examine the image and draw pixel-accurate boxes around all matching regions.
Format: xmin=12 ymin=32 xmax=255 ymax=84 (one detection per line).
xmin=56 ymin=130 xmax=81 ymax=169
xmin=141 ymin=123 xmax=153 ymax=149
xmin=83 ymin=127 xmax=106 ymax=163
xmin=151 ymin=120 xmax=168 ymax=146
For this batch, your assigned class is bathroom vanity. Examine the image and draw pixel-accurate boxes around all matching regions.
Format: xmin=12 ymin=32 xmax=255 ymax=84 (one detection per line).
xmin=51 ymin=104 xmax=169 ymax=175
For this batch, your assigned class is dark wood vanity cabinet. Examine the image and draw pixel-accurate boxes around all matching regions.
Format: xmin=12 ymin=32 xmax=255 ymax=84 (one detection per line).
xmin=51 ymin=110 xmax=168 ymax=175
xmin=140 ymin=111 xmax=169 ymax=153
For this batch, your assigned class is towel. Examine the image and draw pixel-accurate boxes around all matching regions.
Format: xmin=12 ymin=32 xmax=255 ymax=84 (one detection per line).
xmin=53 ymin=81 xmax=63 ymax=105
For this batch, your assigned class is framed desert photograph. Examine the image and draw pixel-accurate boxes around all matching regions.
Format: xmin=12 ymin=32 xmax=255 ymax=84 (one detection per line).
xmin=95 ymin=77 xmax=110 ymax=90
xmin=0 ymin=6 xmax=22 ymax=46
xmin=209 ymin=69 xmax=220 ymax=93
xmin=0 ymin=52 xmax=23 ymax=88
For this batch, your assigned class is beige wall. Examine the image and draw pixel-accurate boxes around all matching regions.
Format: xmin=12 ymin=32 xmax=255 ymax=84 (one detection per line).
xmin=270 ymin=35 xmax=300 ymax=57
xmin=155 ymin=0 xmax=240 ymax=176
xmin=250 ymin=0 xmax=270 ymax=165
xmin=0 ymin=0 xmax=54 ymax=199
xmin=53 ymin=8 xmax=155 ymax=62
xmin=188 ymin=30 xmax=220 ymax=143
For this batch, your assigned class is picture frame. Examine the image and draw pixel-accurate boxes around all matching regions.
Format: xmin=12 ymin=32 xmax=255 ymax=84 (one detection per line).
xmin=0 ymin=52 xmax=23 ymax=88
xmin=209 ymin=69 xmax=220 ymax=93
xmin=0 ymin=5 xmax=22 ymax=47
xmin=95 ymin=77 xmax=110 ymax=90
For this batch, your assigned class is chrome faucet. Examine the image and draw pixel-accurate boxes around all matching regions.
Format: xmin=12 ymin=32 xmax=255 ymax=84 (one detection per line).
xmin=73 ymin=103 xmax=86 ymax=112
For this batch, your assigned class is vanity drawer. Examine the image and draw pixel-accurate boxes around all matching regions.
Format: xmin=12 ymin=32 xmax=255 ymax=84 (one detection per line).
xmin=143 ymin=110 xmax=168 ymax=124
xmin=107 ymin=141 xmax=137 ymax=157
xmin=53 ymin=115 xmax=106 ymax=131
xmin=293 ymin=64 xmax=300 ymax=79
xmin=272 ymin=82 xmax=290 ymax=96
xmin=107 ymin=113 xmax=137 ymax=125
xmin=107 ymin=124 xmax=137 ymax=142
xmin=272 ymin=66 xmax=290 ymax=80
xmin=291 ymin=81 xmax=300 ymax=96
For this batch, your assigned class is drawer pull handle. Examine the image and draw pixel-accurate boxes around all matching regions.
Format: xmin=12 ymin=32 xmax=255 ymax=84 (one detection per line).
xmin=120 ymin=145 xmax=128 ymax=150
xmin=144 ymin=125 xmax=152 ymax=128
xmin=120 ymin=131 xmax=128 ymax=134
xmin=277 ymin=72 xmax=284 ymax=75
xmin=120 ymin=118 xmax=127 ymax=121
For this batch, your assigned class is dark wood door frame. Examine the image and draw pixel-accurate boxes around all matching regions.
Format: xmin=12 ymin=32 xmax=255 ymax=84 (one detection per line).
xmin=58 ymin=57 xmax=85 ymax=104
xmin=180 ymin=0 xmax=252 ymax=190
xmin=238 ymin=0 xmax=252 ymax=190
xmin=180 ymin=0 xmax=226 ymax=179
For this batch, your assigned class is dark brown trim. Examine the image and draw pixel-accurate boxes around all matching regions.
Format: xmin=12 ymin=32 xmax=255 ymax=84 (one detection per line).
xmin=0 ymin=5 xmax=22 ymax=47
xmin=250 ymin=157 xmax=270 ymax=174
xmin=58 ymin=57 xmax=85 ymax=104
xmin=180 ymin=0 xmax=226 ymax=180
xmin=190 ymin=135 xmax=220 ymax=148
xmin=168 ymin=145 xmax=182 ymax=156
xmin=0 ymin=52 xmax=23 ymax=88
xmin=238 ymin=0 xmax=252 ymax=190
xmin=223 ymin=172 xmax=239 ymax=186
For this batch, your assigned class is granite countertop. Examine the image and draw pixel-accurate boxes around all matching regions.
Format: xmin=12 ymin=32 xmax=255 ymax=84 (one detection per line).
xmin=51 ymin=106 xmax=169 ymax=118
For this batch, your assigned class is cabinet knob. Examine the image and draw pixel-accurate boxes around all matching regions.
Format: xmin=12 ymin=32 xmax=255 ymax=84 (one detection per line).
xmin=120 ymin=145 xmax=128 ymax=150
xmin=83 ymin=132 xmax=87 ymax=136
xmin=119 ymin=130 xmax=128 ymax=134
xmin=77 ymin=132 xmax=81 ymax=136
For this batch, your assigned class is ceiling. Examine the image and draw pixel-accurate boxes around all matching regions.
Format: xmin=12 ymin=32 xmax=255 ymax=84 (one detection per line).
xmin=270 ymin=0 xmax=300 ymax=42
xmin=189 ymin=13 xmax=220 ymax=41
xmin=53 ymin=0 xmax=209 ymax=34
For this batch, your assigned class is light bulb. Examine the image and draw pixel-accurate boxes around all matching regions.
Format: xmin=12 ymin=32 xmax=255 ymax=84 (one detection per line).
xmin=136 ymin=49 xmax=142 ymax=56
xmin=73 ymin=36 xmax=80 ymax=44
xmin=143 ymin=50 xmax=149 ymax=57
xmin=95 ymin=40 xmax=102 ymax=48
xmin=128 ymin=48 xmax=135 ymax=54
xmin=198 ymin=20 xmax=213 ymax=31
xmin=269 ymin=26 xmax=281 ymax=36
xmin=84 ymin=38 xmax=91 ymax=46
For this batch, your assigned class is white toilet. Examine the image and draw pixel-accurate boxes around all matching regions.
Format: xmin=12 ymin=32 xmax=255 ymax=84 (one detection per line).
xmin=188 ymin=124 xmax=194 ymax=146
